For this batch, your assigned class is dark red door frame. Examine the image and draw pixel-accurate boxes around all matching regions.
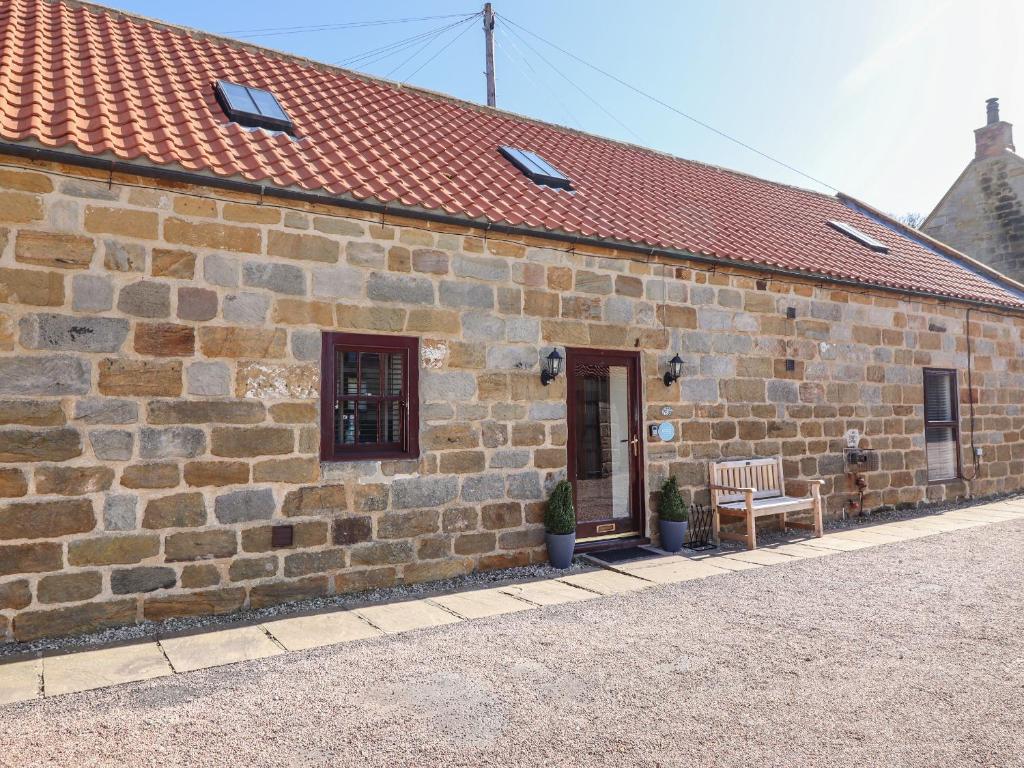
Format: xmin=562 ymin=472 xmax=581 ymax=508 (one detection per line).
xmin=564 ymin=347 xmax=646 ymax=541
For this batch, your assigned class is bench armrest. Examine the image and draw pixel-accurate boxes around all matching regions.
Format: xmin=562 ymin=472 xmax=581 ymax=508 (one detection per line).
xmin=709 ymin=484 xmax=756 ymax=493
xmin=784 ymin=479 xmax=824 ymax=497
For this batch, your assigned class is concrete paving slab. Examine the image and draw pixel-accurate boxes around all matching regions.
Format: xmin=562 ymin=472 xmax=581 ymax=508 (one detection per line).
xmin=689 ymin=554 xmax=763 ymax=571
xmin=159 ymin=625 xmax=283 ymax=674
xmin=429 ymin=587 xmax=536 ymax=620
xmin=720 ymin=549 xmax=801 ymax=566
xmin=943 ymin=508 xmax=1018 ymax=521
xmin=613 ymin=558 xmax=731 ymax=584
xmin=892 ymin=518 xmax=978 ymax=531
xmin=262 ymin=611 xmax=382 ymax=652
xmin=354 ymin=598 xmax=463 ymax=634
xmin=558 ymin=569 xmax=651 ymax=595
xmin=800 ymin=535 xmax=876 ymax=551
xmin=826 ymin=529 xmax=905 ymax=544
xmin=0 ymin=656 xmax=41 ymax=705
xmin=499 ymin=579 xmax=599 ymax=606
xmin=857 ymin=524 xmax=935 ymax=538
xmin=44 ymin=643 xmax=171 ymax=697
xmin=764 ymin=542 xmax=835 ymax=559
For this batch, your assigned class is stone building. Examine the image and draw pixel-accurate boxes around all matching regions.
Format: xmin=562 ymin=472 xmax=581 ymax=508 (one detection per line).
xmin=2 ymin=0 xmax=1024 ymax=643
xmin=924 ymin=98 xmax=1024 ymax=282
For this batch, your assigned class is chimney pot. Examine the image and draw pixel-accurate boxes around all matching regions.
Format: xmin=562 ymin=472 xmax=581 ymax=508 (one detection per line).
xmin=987 ymin=97 xmax=1000 ymax=125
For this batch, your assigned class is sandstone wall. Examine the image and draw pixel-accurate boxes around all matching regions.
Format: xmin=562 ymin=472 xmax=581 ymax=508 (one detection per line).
xmin=1 ymin=158 xmax=1023 ymax=642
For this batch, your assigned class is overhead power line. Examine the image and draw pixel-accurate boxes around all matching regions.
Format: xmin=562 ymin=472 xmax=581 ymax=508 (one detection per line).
xmin=497 ymin=13 xmax=838 ymax=193
xmin=495 ymin=35 xmax=582 ymax=129
xmin=225 ymin=13 xmax=477 ymax=39
xmin=385 ymin=15 xmax=478 ymax=79
xmin=402 ymin=16 xmax=479 ymax=83
xmin=336 ymin=15 xmax=479 ymax=69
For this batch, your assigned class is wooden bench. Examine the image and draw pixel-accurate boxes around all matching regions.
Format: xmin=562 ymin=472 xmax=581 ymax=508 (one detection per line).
xmin=709 ymin=457 xmax=823 ymax=550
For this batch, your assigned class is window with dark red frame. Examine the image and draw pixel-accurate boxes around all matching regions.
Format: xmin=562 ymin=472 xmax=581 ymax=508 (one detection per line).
xmin=320 ymin=333 xmax=419 ymax=461
xmin=923 ymin=367 xmax=960 ymax=482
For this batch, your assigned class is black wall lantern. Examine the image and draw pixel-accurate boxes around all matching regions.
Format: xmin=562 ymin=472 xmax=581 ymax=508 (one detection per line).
xmin=663 ymin=354 xmax=683 ymax=386
xmin=541 ymin=349 xmax=563 ymax=386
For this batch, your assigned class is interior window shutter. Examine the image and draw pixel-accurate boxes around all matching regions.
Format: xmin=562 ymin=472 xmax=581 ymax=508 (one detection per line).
xmin=924 ymin=370 xmax=958 ymax=482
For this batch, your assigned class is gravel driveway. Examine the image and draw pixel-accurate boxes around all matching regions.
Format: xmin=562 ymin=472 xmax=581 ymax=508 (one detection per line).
xmin=2 ymin=519 xmax=1023 ymax=768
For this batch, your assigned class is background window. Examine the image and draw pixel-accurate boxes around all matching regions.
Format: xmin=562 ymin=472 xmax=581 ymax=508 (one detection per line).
xmin=321 ymin=333 xmax=418 ymax=461
xmin=923 ymin=368 xmax=960 ymax=482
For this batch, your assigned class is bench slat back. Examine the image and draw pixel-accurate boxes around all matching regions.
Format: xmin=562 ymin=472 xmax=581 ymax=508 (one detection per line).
xmin=709 ymin=457 xmax=785 ymax=502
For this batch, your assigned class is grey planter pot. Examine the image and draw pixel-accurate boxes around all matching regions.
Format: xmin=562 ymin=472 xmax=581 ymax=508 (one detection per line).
xmin=659 ymin=519 xmax=689 ymax=553
xmin=546 ymin=531 xmax=576 ymax=569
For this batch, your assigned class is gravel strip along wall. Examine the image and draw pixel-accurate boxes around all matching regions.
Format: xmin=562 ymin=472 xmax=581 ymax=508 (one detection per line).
xmin=1 ymin=158 xmax=1024 ymax=642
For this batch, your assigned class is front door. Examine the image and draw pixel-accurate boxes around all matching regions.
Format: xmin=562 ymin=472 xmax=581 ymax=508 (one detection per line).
xmin=566 ymin=348 xmax=645 ymax=541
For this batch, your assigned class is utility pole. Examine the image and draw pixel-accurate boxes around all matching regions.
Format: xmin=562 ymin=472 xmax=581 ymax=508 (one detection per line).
xmin=483 ymin=3 xmax=496 ymax=107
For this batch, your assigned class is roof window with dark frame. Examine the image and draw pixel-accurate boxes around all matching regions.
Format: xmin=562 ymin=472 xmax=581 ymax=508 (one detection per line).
xmin=499 ymin=146 xmax=573 ymax=190
xmin=214 ymin=80 xmax=294 ymax=133
xmin=826 ymin=220 xmax=889 ymax=253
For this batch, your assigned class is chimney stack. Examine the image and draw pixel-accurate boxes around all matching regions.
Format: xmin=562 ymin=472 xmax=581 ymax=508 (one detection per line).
xmin=975 ymin=97 xmax=1015 ymax=159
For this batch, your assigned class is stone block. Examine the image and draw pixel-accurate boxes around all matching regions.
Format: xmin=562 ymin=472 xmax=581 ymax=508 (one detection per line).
xmin=0 ymin=401 xmax=65 ymax=427
xmin=268 ymin=230 xmax=340 ymax=263
xmin=143 ymin=492 xmax=206 ymax=528
xmin=332 ymin=516 xmax=373 ymax=545
xmin=0 ymin=428 xmax=82 ymax=462
xmin=198 ymin=326 xmax=287 ymax=358
xmin=68 ymin=534 xmax=159 ymax=566
xmin=439 ymin=281 xmax=493 ymax=309
xmin=84 ymin=206 xmax=158 ymax=239
xmin=184 ymin=461 xmax=250 ymax=487
xmin=242 ymin=520 xmax=328 ymax=552
xmin=37 ymin=571 xmax=103 ymax=603
xmin=461 ymin=473 xmax=506 ymax=502
xmin=177 ymin=287 xmax=218 ymax=321
xmin=111 ymin=566 xmax=177 ymax=594
xmin=139 ymin=426 xmax=206 ymax=459
xmin=272 ymin=298 xmax=333 ymax=326
xmin=90 ymin=429 xmax=135 ymax=462
xmin=134 ymin=322 xmax=195 ymax=357
xmin=389 ymin=476 xmax=458 ymax=510
xmin=282 ymin=484 xmax=347 ymax=516
xmin=235 ymin=361 xmax=318 ymax=399
xmin=164 ymin=530 xmax=237 ymax=562
xmin=74 ymin=398 xmax=138 ymax=425
xmin=120 ymin=462 xmax=180 ymax=489
xmin=283 ymin=548 xmax=346 ymax=577
xmin=311 ymin=265 xmax=363 ymax=300
xmin=249 ymin=577 xmax=328 ymax=609
xmin=334 ymin=304 xmax=406 ymax=331
xmin=15 ymin=230 xmax=93 ymax=270
xmin=507 ymin=471 xmax=543 ymax=499
xmin=421 ymin=370 xmax=476 ymax=401
xmin=211 ymin=426 xmax=293 ymax=457
xmin=13 ymin=599 xmax=137 ymax=642
xmin=367 ymin=272 xmax=435 ymax=304
xmin=103 ymin=494 xmax=137 ymax=531
xmin=102 ymin=240 xmax=144 ymax=272
xmin=242 ymin=261 xmax=305 ymax=295
xmin=346 ymin=241 xmax=385 ymax=268
xmin=269 ymin=403 xmax=317 ymax=423
xmin=164 ymin=218 xmax=260 ymax=253
xmin=71 ymin=273 xmax=113 ymax=311
xmin=349 ymin=540 xmax=413 ymax=566
xmin=35 ymin=465 xmax=114 ymax=496
xmin=117 ymin=280 xmax=171 ymax=318
xmin=0 ymin=542 xmax=63 ymax=576
xmin=0 ymin=355 xmax=90 ymax=396
xmin=253 ymin=457 xmax=319 ymax=483
xmin=0 ymin=267 xmax=64 ymax=306
xmin=19 ymin=313 xmax=129 ymax=352
xmin=229 ymin=556 xmax=278 ymax=582
xmin=214 ymin=487 xmax=276 ymax=524
xmin=290 ymin=329 xmax=321 ymax=361
xmin=203 ymin=254 xmax=239 ymax=287
xmin=147 ymin=400 xmax=265 ymax=425
xmin=151 ymin=248 xmax=196 ymax=278
xmin=222 ymin=292 xmax=269 ymax=325
xmin=0 ymin=579 xmax=31 ymax=609
xmin=98 ymin=359 xmax=181 ymax=396
xmin=180 ymin=563 xmax=221 ymax=589
xmin=439 ymin=450 xmax=486 ymax=474
xmin=411 ymin=248 xmax=449 ymax=274
xmin=0 ymin=468 xmax=28 ymax=497
xmin=187 ymin=361 xmax=231 ymax=396
xmin=142 ymin=587 xmax=246 ymax=621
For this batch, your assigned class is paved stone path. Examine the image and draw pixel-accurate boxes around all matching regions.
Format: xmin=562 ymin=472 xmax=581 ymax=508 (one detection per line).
xmin=1 ymin=497 xmax=1023 ymax=708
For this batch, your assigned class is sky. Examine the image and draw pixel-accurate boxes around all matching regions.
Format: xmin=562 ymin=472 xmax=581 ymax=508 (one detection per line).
xmin=108 ymin=0 xmax=1024 ymax=217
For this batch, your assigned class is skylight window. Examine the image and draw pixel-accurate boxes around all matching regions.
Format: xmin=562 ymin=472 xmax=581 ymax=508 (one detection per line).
xmin=499 ymin=146 xmax=572 ymax=190
xmin=827 ymin=220 xmax=889 ymax=253
xmin=214 ymin=80 xmax=293 ymax=133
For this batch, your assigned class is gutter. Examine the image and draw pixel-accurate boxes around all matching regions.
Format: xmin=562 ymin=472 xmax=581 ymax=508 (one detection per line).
xmin=4 ymin=141 xmax=1023 ymax=315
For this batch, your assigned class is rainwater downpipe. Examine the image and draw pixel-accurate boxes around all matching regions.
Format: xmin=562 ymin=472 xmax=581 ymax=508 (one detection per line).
xmin=961 ymin=308 xmax=980 ymax=484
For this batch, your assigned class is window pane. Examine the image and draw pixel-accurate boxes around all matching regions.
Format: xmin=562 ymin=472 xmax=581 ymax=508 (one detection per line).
xmin=247 ymin=87 xmax=288 ymax=121
xmin=339 ymin=400 xmax=356 ymax=445
xmin=383 ymin=400 xmax=402 ymax=444
xmin=219 ymin=81 xmax=258 ymax=113
xmin=361 ymin=352 xmax=381 ymax=396
xmin=358 ymin=401 xmax=379 ymax=443
xmin=385 ymin=352 xmax=404 ymax=396
xmin=924 ymin=370 xmax=953 ymax=422
xmin=926 ymin=426 xmax=957 ymax=481
xmin=339 ymin=352 xmax=359 ymax=397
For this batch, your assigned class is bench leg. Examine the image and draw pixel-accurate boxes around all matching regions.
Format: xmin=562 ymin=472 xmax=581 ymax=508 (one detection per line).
xmin=712 ymin=506 xmax=721 ymax=546
xmin=813 ymin=496 xmax=823 ymax=538
xmin=745 ymin=511 xmax=757 ymax=550
xmin=779 ymin=511 xmax=787 ymax=533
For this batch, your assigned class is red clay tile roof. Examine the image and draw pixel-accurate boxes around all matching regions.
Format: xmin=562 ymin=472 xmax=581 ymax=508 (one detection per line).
xmin=2 ymin=0 xmax=1023 ymax=309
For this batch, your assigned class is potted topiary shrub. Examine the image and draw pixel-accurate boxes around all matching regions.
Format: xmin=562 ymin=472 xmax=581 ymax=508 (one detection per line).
xmin=658 ymin=476 xmax=689 ymax=552
xmin=545 ymin=479 xmax=576 ymax=569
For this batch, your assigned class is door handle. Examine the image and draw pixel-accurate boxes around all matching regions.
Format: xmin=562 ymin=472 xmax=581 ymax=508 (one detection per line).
xmin=629 ymin=436 xmax=639 ymax=457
